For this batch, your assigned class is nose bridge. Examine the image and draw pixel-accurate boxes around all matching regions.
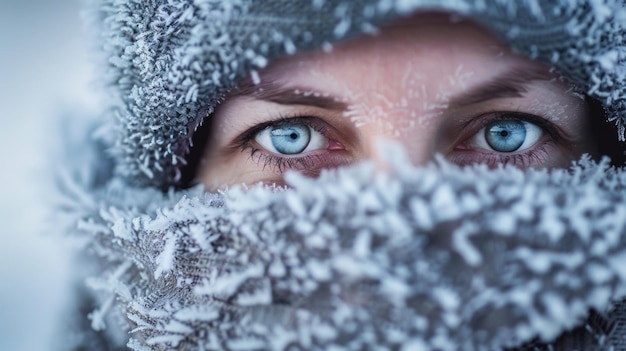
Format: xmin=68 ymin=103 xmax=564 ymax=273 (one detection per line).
xmin=359 ymin=117 xmax=434 ymax=168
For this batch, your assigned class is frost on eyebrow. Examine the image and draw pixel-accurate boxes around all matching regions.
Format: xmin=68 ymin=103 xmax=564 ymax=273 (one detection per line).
xmin=336 ymin=63 xmax=476 ymax=137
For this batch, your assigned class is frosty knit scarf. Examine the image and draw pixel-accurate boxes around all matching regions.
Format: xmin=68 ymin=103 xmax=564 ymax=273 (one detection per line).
xmin=61 ymin=0 xmax=626 ymax=349
xmin=60 ymin=145 xmax=626 ymax=350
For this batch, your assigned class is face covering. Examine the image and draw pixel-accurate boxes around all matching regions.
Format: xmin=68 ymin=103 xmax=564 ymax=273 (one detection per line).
xmin=59 ymin=0 xmax=626 ymax=350
xmin=60 ymin=144 xmax=626 ymax=350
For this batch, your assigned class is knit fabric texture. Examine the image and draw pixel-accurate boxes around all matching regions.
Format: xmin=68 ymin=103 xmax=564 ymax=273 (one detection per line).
xmin=59 ymin=144 xmax=626 ymax=350
xmin=92 ymin=0 xmax=626 ymax=187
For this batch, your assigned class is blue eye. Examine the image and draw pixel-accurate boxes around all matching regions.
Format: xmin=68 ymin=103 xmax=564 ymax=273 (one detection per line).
xmin=471 ymin=119 xmax=543 ymax=153
xmin=255 ymin=122 xmax=327 ymax=155
xmin=486 ymin=120 xmax=526 ymax=152
xmin=270 ymin=124 xmax=310 ymax=154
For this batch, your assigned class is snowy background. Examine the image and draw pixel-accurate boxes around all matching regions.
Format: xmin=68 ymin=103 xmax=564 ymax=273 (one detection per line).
xmin=0 ymin=0 xmax=99 ymax=349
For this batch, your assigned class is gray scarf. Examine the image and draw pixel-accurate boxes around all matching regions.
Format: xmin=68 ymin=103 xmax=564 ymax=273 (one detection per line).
xmin=60 ymin=141 xmax=626 ymax=350
xmin=61 ymin=0 xmax=626 ymax=349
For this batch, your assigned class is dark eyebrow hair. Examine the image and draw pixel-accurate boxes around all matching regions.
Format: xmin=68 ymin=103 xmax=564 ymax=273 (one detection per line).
xmin=448 ymin=66 xmax=557 ymax=108
xmin=230 ymin=78 xmax=349 ymax=111
xmin=229 ymin=64 xmax=556 ymax=112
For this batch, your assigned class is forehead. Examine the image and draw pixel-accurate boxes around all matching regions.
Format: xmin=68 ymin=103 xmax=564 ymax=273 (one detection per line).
xmin=251 ymin=14 xmax=548 ymax=97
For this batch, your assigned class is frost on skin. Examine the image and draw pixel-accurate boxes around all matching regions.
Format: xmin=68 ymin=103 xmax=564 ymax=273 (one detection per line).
xmin=341 ymin=63 xmax=475 ymax=137
xmin=61 ymin=141 xmax=626 ymax=350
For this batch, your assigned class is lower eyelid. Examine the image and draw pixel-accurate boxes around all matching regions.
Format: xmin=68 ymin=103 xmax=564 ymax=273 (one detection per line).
xmin=448 ymin=139 xmax=558 ymax=168
xmin=243 ymin=144 xmax=353 ymax=174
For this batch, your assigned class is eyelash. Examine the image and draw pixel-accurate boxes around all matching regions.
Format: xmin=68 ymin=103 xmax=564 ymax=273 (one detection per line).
xmin=236 ymin=111 xmax=566 ymax=172
xmin=236 ymin=115 xmax=334 ymax=173
xmin=451 ymin=111 xmax=565 ymax=168
xmin=247 ymin=151 xmax=323 ymax=173
xmin=451 ymin=142 xmax=554 ymax=168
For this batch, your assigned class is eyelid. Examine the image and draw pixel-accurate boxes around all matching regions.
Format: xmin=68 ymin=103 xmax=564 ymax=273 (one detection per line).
xmin=233 ymin=115 xmax=354 ymax=176
xmin=455 ymin=111 xmax=570 ymax=149
xmin=227 ymin=115 xmax=332 ymax=154
xmin=448 ymin=112 xmax=571 ymax=168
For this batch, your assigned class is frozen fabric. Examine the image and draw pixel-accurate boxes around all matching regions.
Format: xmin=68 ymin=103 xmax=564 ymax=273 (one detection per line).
xmin=60 ymin=0 xmax=626 ymax=350
xmin=61 ymin=147 xmax=626 ymax=350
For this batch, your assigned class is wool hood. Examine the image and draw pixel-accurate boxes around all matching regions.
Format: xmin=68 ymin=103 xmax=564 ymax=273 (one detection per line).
xmin=60 ymin=0 xmax=626 ymax=350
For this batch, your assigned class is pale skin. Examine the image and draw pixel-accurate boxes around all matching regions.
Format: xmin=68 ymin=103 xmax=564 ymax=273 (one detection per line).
xmin=196 ymin=14 xmax=596 ymax=190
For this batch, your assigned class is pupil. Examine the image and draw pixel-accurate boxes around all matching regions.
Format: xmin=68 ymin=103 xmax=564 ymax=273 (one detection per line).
xmin=268 ymin=123 xmax=311 ymax=154
xmin=484 ymin=119 xmax=527 ymax=153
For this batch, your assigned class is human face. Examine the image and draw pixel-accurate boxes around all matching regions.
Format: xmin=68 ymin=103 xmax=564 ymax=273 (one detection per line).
xmin=196 ymin=14 xmax=596 ymax=189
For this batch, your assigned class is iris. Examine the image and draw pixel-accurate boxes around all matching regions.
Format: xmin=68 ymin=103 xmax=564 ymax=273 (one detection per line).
xmin=485 ymin=120 xmax=528 ymax=152
xmin=269 ymin=123 xmax=311 ymax=154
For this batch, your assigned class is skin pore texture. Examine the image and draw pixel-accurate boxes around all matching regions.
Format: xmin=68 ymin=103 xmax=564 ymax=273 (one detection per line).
xmin=197 ymin=14 xmax=596 ymax=190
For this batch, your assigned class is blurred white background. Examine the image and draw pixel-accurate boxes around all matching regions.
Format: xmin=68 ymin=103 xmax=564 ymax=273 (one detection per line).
xmin=0 ymin=0 xmax=99 ymax=349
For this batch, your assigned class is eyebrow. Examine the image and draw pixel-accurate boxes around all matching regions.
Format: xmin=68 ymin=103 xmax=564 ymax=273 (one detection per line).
xmin=448 ymin=66 xmax=556 ymax=108
xmin=230 ymin=65 xmax=556 ymax=112
xmin=231 ymin=78 xmax=349 ymax=111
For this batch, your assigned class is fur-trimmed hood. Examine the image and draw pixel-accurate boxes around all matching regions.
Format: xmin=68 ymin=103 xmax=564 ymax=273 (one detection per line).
xmin=61 ymin=0 xmax=626 ymax=350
